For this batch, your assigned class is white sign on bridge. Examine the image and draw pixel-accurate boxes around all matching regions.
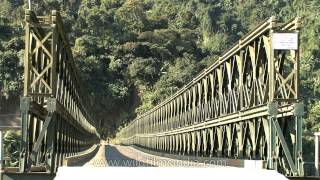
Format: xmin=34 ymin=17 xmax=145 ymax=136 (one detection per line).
xmin=272 ymin=33 xmax=298 ymax=50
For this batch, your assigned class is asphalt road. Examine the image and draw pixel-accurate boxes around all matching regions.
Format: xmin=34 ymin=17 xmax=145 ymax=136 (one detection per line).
xmin=84 ymin=144 xmax=213 ymax=167
xmin=57 ymin=144 xmax=288 ymax=180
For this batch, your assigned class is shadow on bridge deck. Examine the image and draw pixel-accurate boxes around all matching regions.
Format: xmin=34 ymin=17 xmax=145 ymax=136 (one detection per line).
xmin=104 ymin=145 xmax=155 ymax=167
xmin=83 ymin=144 xmax=156 ymax=167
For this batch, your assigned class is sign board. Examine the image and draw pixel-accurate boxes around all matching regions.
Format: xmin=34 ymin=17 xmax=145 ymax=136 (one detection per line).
xmin=272 ymin=33 xmax=298 ymax=50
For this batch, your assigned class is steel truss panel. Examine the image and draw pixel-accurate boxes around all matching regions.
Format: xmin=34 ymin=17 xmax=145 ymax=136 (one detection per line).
xmin=18 ymin=10 xmax=100 ymax=174
xmin=118 ymin=17 xmax=303 ymax=176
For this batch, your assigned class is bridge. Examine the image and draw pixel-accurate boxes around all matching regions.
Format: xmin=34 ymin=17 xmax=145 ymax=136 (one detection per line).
xmin=0 ymin=10 xmax=317 ymax=180
xmin=118 ymin=15 xmax=304 ymax=176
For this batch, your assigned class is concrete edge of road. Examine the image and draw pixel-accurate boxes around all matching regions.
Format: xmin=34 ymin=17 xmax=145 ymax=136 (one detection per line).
xmin=130 ymin=145 xmax=267 ymax=169
xmin=63 ymin=143 xmax=100 ymax=166
xmin=130 ymin=145 xmax=320 ymax=180
xmin=1 ymin=171 xmax=55 ymax=180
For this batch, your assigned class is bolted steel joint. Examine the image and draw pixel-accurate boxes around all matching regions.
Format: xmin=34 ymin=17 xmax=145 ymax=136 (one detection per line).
xmin=47 ymin=98 xmax=57 ymax=113
xmin=294 ymin=102 xmax=304 ymax=116
xmin=20 ymin=97 xmax=31 ymax=112
xmin=267 ymin=102 xmax=278 ymax=116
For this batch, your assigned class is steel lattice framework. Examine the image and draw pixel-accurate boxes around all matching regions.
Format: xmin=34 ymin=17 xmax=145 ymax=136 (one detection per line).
xmin=20 ymin=10 xmax=100 ymax=173
xmin=118 ymin=17 xmax=304 ymax=176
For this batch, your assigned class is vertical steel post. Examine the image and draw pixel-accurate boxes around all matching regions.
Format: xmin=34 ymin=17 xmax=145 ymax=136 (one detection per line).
xmin=0 ymin=130 xmax=3 ymax=169
xmin=294 ymin=17 xmax=303 ymax=176
xmin=294 ymin=103 xmax=304 ymax=176
xmin=315 ymin=132 xmax=320 ymax=176
xmin=267 ymin=102 xmax=278 ymax=170
xmin=19 ymin=97 xmax=31 ymax=173
xmin=267 ymin=16 xmax=277 ymax=170
xmin=46 ymin=98 xmax=57 ymax=173
xmin=51 ymin=11 xmax=58 ymax=97
xmin=23 ymin=10 xmax=31 ymax=97
xmin=268 ymin=16 xmax=276 ymax=102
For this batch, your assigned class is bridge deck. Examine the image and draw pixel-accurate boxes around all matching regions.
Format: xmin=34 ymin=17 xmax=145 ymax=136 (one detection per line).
xmin=84 ymin=144 xmax=214 ymax=167
xmin=54 ymin=144 xmax=290 ymax=180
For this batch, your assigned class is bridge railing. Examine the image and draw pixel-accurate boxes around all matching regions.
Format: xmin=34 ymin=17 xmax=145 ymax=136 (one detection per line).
xmin=118 ymin=17 xmax=303 ymax=176
xmin=19 ymin=10 xmax=100 ymax=173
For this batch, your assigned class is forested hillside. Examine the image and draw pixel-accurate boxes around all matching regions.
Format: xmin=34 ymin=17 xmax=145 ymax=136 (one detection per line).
xmin=0 ymin=0 xmax=319 ymax=148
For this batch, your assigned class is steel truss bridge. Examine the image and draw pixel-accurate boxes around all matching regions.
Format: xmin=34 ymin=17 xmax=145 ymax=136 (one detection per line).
xmin=118 ymin=16 xmax=304 ymax=176
xmin=0 ymin=10 xmax=308 ymax=179
xmin=2 ymin=10 xmax=100 ymax=178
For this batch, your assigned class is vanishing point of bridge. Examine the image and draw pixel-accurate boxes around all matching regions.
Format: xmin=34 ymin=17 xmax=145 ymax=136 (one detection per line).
xmin=0 ymin=10 xmax=312 ymax=180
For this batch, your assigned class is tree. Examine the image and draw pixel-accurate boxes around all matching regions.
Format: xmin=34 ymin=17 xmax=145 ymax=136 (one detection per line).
xmin=114 ymin=0 xmax=148 ymax=33
xmin=3 ymin=130 xmax=21 ymax=167
xmin=128 ymin=57 xmax=160 ymax=85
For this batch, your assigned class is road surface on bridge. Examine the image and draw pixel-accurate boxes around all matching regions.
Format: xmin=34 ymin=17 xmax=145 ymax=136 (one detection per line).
xmin=55 ymin=143 xmax=289 ymax=180
xmin=84 ymin=143 xmax=215 ymax=167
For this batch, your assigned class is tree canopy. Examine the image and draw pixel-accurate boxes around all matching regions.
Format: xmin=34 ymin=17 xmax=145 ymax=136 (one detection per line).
xmin=0 ymin=0 xmax=319 ymax=160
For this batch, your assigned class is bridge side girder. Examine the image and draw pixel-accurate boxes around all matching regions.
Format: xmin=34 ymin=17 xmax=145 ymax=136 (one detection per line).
xmin=19 ymin=10 xmax=100 ymax=174
xmin=118 ymin=17 xmax=303 ymax=176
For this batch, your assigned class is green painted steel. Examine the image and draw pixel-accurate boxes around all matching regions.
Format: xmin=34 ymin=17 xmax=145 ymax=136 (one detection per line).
xmin=6 ymin=10 xmax=305 ymax=178
xmin=18 ymin=10 xmax=100 ymax=174
xmin=118 ymin=17 xmax=304 ymax=176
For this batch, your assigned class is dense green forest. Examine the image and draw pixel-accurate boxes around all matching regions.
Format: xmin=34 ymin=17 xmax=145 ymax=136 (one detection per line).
xmin=0 ymin=0 xmax=319 ymax=160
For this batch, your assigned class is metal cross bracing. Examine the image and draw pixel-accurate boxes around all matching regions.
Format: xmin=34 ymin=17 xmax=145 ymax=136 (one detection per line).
xmin=118 ymin=16 xmax=304 ymax=176
xmin=19 ymin=10 xmax=100 ymax=173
